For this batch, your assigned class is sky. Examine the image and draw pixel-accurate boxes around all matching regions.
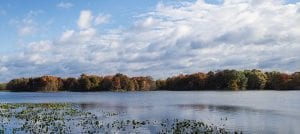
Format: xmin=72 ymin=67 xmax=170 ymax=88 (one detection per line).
xmin=0 ymin=0 xmax=299 ymax=82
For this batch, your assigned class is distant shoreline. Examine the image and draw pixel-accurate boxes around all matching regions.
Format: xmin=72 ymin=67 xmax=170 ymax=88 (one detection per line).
xmin=1 ymin=89 xmax=299 ymax=92
xmin=1 ymin=69 xmax=300 ymax=92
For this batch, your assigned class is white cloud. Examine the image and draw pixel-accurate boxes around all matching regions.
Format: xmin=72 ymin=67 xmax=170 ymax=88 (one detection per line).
xmin=77 ymin=10 xmax=93 ymax=29
xmin=60 ymin=30 xmax=75 ymax=42
xmin=57 ymin=2 xmax=74 ymax=9
xmin=18 ymin=26 xmax=35 ymax=36
xmin=60 ymin=10 xmax=105 ymax=43
xmin=27 ymin=40 xmax=52 ymax=53
xmin=79 ymin=28 xmax=96 ymax=42
xmin=58 ymin=28 xmax=96 ymax=44
xmin=1 ymin=0 xmax=300 ymax=81
xmin=0 ymin=66 xmax=8 ymax=73
xmin=16 ymin=17 xmax=36 ymax=36
xmin=11 ymin=10 xmax=43 ymax=36
xmin=94 ymin=14 xmax=110 ymax=26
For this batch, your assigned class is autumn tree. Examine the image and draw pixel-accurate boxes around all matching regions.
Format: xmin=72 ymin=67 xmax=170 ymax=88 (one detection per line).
xmin=99 ymin=76 xmax=113 ymax=91
xmin=6 ymin=78 xmax=30 ymax=91
xmin=155 ymin=80 xmax=166 ymax=90
xmin=63 ymin=78 xmax=79 ymax=91
xmin=165 ymin=74 xmax=188 ymax=91
xmin=132 ymin=76 xmax=154 ymax=91
xmin=88 ymin=75 xmax=103 ymax=91
xmin=131 ymin=78 xmax=140 ymax=91
xmin=114 ymin=73 xmax=135 ymax=91
xmin=265 ymin=72 xmax=291 ymax=90
xmin=228 ymin=80 xmax=239 ymax=90
xmin=111 ymin=75 xmax=122 ymax=91
xmin=165 ymin=73 xmax=206 ymax=91
xmin=186 ymin=72 xmax=207 ymax=90
xmin=28 ymin=76 xmax=63 ymax=92
xmin=4 ymin=70 xmax=300 ymax=92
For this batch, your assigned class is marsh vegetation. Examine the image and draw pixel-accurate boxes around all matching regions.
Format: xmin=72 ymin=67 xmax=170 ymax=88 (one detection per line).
xmin=0 ymin=103 xmax=239 ymax=133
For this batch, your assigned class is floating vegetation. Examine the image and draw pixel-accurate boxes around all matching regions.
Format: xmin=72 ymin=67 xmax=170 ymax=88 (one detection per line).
xmin=0 ymin=103 xmax=99 ymax=133
xmin=0 ymin=103 xmax=241 ymax=133
xmin=102 ymin=111 xmax=119 ymax=117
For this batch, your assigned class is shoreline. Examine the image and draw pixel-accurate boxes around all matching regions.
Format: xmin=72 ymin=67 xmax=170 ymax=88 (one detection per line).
xmin=1 ymin=89 xmax=299 ymax=93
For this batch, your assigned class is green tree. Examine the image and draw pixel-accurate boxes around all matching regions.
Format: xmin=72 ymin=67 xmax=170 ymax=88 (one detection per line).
xmin=7 ymin=78 xmax=30 ymax=91
xmin=88 ymin=75 xmax=103 ymax=91
xmin=228 ymin=80 xmax=239 ymax=90
xmin=214 ymin=70 xmax=248 ymax=90
xmin=78 ymin=74 xmax=92 ymax=91
xmin=205 ymin=71 xmax=216 ymax=89
xmin=287 ymin=72 xmax=300 ymax=90
xmin=245 ymin=70 xmax=267 ymax=90
xmin=0 ymin=83 xmax=6 ymax=90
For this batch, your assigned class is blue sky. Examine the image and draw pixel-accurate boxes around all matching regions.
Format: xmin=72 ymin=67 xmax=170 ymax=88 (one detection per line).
xmin=0 ymin=0 xmax=166 ymax=52
xmin=0 ymin=0 xmax=299 ymax=82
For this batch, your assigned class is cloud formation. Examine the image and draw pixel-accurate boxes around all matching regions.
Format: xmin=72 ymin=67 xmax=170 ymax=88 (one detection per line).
xmin=60 ymin=10 xmax=109 ymax=44
xmin=1 ymin=0 xmax=300 ymax=81
xmin=77 ymin=10 xmax=93 ymax=30
xmin=94 ymin=14 xmax=110 ymax=26
xmin=11 ymin=10 xmax=43 ymax=36
xmin=57 ymin=2 xmax=74 ymax=9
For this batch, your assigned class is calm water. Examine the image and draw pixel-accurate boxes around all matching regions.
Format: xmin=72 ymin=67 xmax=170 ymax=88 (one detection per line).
xmin=0 ymin=91 xmax=300 ymax=133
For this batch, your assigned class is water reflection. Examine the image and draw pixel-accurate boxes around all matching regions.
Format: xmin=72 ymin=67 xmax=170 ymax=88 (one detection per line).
xmin=175 ymin=103 xmax=278 ymax=114
xmin=79 ymin=103 xmax=128 ymax=111
xmin=78 ymin=103 xmax=155 ymax=114
xmin=1 ymin=91 xmax=300 ymax=133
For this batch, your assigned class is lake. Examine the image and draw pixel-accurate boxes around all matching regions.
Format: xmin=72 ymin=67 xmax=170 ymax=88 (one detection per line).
xmin=0 ymin=91 xmax=300 ymax=133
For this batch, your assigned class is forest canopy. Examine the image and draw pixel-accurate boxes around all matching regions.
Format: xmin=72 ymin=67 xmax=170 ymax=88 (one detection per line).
xmin=2 ymin=70 xmax=300 ymax=92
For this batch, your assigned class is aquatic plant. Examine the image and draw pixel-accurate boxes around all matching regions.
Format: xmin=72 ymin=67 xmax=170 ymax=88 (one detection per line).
xmin=0 ymin=103 xmax=241 ymax=133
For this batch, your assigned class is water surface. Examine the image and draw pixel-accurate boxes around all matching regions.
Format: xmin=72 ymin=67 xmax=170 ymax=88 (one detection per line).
xmin=1 ymin=91 xmax=299 ymax=133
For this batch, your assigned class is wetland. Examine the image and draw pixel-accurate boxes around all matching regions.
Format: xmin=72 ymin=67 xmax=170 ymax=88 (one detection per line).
xmin=1 ymin=91 xmax=300 ymax=133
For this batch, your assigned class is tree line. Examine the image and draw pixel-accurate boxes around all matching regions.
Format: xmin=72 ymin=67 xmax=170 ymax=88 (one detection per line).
xmin=1 ymin=69 xmax=300 ymax=92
